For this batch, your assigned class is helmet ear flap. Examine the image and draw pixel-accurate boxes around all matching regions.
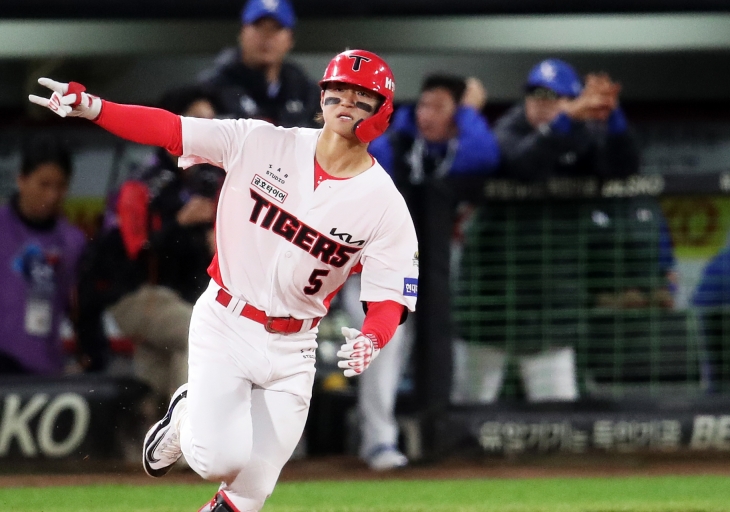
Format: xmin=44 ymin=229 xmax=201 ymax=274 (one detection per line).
xmin=353 ymin=100 xmax=393 ymax=143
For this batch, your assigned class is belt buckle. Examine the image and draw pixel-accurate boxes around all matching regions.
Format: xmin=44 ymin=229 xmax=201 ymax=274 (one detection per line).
xmin=265 ymin=317 xmax=289 ymax=334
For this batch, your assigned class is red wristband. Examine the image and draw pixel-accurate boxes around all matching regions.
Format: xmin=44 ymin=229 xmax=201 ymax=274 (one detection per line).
xmin=361 ymin=300 xmax=404 ymax=349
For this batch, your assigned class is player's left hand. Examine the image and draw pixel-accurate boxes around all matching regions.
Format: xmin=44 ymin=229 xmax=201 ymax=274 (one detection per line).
xmin=337 ymin=327 xmax=380 ymax=377
xmin=28 ymin=78 xmax=102 ymax=120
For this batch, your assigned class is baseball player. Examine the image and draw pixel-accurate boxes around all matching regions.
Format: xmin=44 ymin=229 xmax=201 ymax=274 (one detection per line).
xmin=29 ymin=49 xmax=417 ymax=512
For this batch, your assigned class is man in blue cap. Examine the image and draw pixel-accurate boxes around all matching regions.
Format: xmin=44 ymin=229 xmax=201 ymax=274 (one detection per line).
xmin=494 ymin=58 xmax=639 ymax=180
xmin=198 ymin=0 xmax=320 ymax=127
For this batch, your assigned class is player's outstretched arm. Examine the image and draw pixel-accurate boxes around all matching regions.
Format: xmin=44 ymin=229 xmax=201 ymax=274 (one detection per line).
xmin=28 ymin=77 xmax=183 ymax=156
xmin=337 ymin=327 xmax=380 ymax=377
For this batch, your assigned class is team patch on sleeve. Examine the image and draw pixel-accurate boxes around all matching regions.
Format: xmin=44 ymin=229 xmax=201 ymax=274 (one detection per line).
xmin=403 ymin=277 xmax=418 ymax=297
xmin=252 ymin=174 xmax=287 ymax=203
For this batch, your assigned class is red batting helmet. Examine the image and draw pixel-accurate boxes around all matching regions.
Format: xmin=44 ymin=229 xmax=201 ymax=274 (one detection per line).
xmin=319 ymin=49 xmax=395 ymax=143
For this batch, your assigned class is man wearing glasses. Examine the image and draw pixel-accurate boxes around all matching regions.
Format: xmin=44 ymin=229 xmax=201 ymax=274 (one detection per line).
xmin=494 ymin=58 xmax=639 ymax=180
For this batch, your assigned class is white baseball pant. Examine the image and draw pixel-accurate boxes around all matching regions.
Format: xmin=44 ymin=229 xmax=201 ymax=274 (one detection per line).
xmin=180 ymin=281 xmax=317 ymax=512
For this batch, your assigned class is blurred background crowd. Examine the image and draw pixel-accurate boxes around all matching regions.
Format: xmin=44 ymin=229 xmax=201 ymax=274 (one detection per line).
xmin=1 ymin=0 xmax=730 ymax=470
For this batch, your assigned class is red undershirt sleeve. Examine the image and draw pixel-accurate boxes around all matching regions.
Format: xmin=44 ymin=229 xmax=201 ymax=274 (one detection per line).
xmin=93 ymin=100 xmax=183 ymax=156
xmin=361 ymin=300 xmax=405 ymax=349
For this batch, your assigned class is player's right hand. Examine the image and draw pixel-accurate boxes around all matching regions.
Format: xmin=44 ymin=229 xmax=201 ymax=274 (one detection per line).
xmin=28 ymin=78 xmax=102 ymax=120
xmin=337 ymin=327 xmax=380 ymax=378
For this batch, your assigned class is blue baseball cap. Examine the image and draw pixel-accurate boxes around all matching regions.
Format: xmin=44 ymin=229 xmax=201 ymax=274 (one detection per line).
xmin=525 ymin=59 xmax=582 ymax=98
xmin=241 ymin=0 xmax=296 ymax=29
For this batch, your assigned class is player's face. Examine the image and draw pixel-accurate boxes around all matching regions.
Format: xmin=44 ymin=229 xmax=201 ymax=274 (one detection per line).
xmin=321 ymin=82 xmax=381 ymax=139
xmin=16 ymin=163 xmax=69 ymax=222
xmin=415 ymin=87 xmax=458 ymax=143
xmin=240 ymin=17 xmax=294 ymax=69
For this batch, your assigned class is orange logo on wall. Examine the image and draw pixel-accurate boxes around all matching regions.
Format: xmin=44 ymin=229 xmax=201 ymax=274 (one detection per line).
xmin=661 ymin=197 xmax=730 ymax=259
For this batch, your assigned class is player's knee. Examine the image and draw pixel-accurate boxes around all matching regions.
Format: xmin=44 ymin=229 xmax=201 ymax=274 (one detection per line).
xmin=195 ymin=442 xmax=252 ymax=481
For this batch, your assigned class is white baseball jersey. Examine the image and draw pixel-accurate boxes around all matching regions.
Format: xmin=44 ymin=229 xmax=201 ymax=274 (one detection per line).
xmin=179 ymin=117 xmax=418 ymax=319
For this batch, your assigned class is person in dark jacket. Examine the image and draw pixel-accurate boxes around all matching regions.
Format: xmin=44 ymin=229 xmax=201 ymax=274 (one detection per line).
xmin=344 ymin=74 xmax=499 ymax=469
xmin=495 ymin=58 xmax=639 ymax=180
xmin=76 ymin=85 xmax=225 ymax=403
xmin=197 ymin=0 xmax=320 ymax=127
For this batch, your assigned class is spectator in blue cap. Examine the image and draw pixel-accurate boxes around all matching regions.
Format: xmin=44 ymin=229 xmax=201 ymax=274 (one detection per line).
xmin=494 ymin=58 xmax=639 ymax=180
xmin=198 ymin=0 xmax=320 ymax=127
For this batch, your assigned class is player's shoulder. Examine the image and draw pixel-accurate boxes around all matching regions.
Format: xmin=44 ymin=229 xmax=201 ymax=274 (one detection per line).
xmin=194 ymin=118 xmax=319 ymax=146
xmin=366 ymin=161 xmax=402 ymax=194
xmin=250 ymin=125 xmax=322 ymax=149
xmin=236 ymin=119 xmax=319 ymax=139
xmin=361 ymin=162 xmax=411 ymax=212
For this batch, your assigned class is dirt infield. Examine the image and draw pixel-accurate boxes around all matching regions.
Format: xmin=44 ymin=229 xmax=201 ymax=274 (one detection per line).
xmin=1 ymin=453 xmax=729 ymax=488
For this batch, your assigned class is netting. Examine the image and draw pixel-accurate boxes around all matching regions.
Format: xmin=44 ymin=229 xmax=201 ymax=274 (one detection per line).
xmin=451 ymin=197 xmax=725 ymax=401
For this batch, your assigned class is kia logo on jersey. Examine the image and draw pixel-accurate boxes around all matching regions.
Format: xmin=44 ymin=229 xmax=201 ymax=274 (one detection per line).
xmin=329 ymin=228 xmax=365 ymax=246
xmin=403 ymin=278 xmax=418 ymax=297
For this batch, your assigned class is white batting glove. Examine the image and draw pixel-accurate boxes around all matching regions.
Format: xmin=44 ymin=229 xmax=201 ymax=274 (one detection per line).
xmin=28 ymin=78 xmax=102 ymax=120
xmin=337 ymin=327 xmax=380 ymax=377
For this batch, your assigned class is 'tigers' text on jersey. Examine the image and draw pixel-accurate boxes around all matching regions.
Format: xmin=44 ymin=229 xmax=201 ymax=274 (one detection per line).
xmin=249 ymin=189 xmax=362 ymax=268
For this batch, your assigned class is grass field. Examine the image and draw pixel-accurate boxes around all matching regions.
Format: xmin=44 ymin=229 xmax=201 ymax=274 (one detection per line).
xmin=0 ymin=475 xmax=729 ymax=512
